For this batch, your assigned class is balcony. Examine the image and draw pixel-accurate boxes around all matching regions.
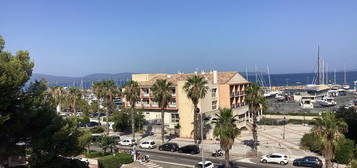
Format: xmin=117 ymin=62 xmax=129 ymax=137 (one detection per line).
xmin=142 ymin=93 xmax=150 ymax=97
xmin=171 ymin=93 xmax=176 ymax=97
xmin=168 ymin=104 xmax=176 ymax=108
xmin=151 ymin=104 xmax=159 ymax=108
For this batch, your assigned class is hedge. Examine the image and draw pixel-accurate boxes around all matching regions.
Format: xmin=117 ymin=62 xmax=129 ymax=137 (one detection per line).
xmin=85 ymin=151 xmax=103 ymax=158
xmin=98 ymin=153 xmax=133 ymax=168
xmin=90 ymin=126 xmax=105 ymax=133
xmin=265 ymin=112 xmax=319 ymax=116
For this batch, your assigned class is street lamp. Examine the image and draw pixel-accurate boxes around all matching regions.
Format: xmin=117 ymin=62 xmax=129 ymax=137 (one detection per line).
xmin=283 ymin=116 xmax=286 ymax=140
xmin=199 ymin=108 xmax=210 ymax=168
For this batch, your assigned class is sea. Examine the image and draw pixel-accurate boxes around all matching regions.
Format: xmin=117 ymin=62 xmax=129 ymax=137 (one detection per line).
xmin=46 ymin=71 xmax=357 ymax=89
xmin=243 ymin=71 xmax=357 ymax=87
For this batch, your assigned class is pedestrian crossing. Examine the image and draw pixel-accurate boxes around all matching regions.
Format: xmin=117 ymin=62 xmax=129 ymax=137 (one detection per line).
xmin=140 ymin=161 xmax=163 ymax=168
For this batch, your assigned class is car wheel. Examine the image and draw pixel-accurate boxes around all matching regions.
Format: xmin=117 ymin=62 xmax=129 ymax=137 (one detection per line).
xmin=191 ymin=151 xmax=195 ymax=154
xmin=262 ymin=159 xmax=267 ymax=163
xmin=171 ymin=148 xmax=175 ymax=152
xmin=159 ymin=147 xmax=162 ymax=151
xmin=280 ymin=161 xmax=285 ymax=165
xmin=178 ymin=149 xmax=182 ymax=153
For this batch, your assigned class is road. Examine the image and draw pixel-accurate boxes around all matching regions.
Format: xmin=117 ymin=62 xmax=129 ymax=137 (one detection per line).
xmin=91 ymin=144 xmax=298 ymax=168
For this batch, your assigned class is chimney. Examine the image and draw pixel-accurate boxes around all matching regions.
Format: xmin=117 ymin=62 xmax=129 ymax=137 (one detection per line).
xmin=213 ymin=70 xmax=218 ymax=84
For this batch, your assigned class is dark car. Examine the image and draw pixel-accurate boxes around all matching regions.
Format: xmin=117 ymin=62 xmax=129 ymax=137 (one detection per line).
xmin=178 ymin=145 xmax=200 ymax=154
xmin=293 ymin=156 xmax=323 ymax=168
xmin=86 ymin=121 xmax=100 ymax=127
xmin=158 ymin=143 xmax=179 ymax=152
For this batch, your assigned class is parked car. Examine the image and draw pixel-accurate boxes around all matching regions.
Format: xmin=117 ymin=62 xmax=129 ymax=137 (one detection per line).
xmin=197 ymin=161 xmax=214 ymax=168
xmin=293 ymin=156 xmax=323 ymax=168
xmin=260 ymin=153 xmax=289 ymax=165
xmin=119 ymin=139 xmax=136 ymax=146
xmin=139 ymin=141 xmax=156 ymax=149
xmin=86 ymin=121 xmax=100 ymax=127
xmin=178 ymin=145 xmax=200 ymax=154
xmin=158 ymin=143 xmax=179 ymax=152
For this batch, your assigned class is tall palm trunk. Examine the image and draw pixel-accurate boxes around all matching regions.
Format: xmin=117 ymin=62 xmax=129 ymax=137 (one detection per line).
xmin=225 ymin=149 xmax=230 ymax=168
xmin=161 ymin=108 xmax=165 ymax=144
xmin=106 ymin=95 xmax=111 ymax=135
xmin=193 ymin=104 xmax=198 ymax=144
xmin=131 ymin=107 xmax=135 ymax=140
xmin=324 ymin=142 xmax=334 ymax=168
xmin=252 ymin=109 xmax=258 ymax=154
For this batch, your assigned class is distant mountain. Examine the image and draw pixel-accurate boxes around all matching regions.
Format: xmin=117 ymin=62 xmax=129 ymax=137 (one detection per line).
xmin=30 ymin=72 xmax=133 ymax=83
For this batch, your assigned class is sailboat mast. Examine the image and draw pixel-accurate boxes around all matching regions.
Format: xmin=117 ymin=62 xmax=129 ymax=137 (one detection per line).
xmin=334 ymin=69 xmax=336 ymax=84
xmin=344 ymin=65 xmax=347 ymax=84
xmin=317 ymin=45 xmax=320 ymax=85
xmin=267 ymin=65 xmax=272 ymax=90
xmin=245 ymin=66 xmax=249 ymax=81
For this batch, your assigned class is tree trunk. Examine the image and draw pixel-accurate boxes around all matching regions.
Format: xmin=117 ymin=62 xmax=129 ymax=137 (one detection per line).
xmin=225 ymin=149 xmax=230 ymax=168
xmin=252 ymin=110 xmax=258 ymax=155
xmin=161 ymin=108 xmax=165 ymax=144
xmin=106 ymin=110 xmax=109 ymax=135
xmin=324 ymin=142 xmax=334 ymax=168
xmin=193 ymin=104 xmax=198 ymax=144
xmin=131 ymin=107 xmax=135 ymax=140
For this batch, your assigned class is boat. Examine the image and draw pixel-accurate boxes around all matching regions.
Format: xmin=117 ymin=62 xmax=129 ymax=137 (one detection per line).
xmin=318 ymin=96 xmax=337 ymax=107
xmin=300 ymin=99 xmax=314 ymax=109
xmin=275 ymin=93 xmax=286 ymax=101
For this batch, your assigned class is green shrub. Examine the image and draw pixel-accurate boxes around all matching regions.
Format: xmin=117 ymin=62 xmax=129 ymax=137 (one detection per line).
xmin=300 ymin=133 xmax=322 ymax=154
xmin=85 ymin=151 xmax=103 ymax=158
xmin=335 ymin=138 xmax=355 ymax=164
xmin=98 ymin=153 xmax=133 ymax=168
xmin=349 ymin=160 xmax=357 ymax=168
xmin=287 ymin=119 xmax=316 ymax=125
xmin=265 ymin=112 xmax=319 ymax=116
xmin=258 ymin=117 xmax=285 ymax=125
xmin=90 ymin=126 xmax=104 ymax=133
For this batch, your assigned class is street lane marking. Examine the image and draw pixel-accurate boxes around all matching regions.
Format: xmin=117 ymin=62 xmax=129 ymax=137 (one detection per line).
xmin=151 ymin=159 xmax=195 ymax=168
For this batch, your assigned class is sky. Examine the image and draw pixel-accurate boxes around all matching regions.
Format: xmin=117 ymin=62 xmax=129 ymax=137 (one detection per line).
xmin=1 ymin=0 xmax=357 ymax=77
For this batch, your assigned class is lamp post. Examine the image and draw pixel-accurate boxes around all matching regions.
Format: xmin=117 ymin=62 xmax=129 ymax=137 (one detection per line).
xmin=283 ymin=116 xmax=286 ymax=140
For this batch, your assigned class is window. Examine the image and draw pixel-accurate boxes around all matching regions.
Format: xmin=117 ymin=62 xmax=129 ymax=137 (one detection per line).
xmin=211 ymin=88 xmax=217 ymax=97
xmin=171 ymin=113 xmax=179 ymax=123
xmin=212 ymin=100 xmax=217 ymax=110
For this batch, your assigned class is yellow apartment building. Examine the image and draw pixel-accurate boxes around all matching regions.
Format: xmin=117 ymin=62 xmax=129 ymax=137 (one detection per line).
xmin=123 ymin=70 xmax=252 ymax=139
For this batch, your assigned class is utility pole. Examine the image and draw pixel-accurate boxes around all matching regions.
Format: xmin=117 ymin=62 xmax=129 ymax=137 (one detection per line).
xmin=283 ymin=116 xmax=286 ymax=139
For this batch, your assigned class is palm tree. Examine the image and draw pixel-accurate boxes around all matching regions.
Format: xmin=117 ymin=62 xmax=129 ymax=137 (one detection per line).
xmin=49 ymin=86 xmax=65 ymax=112
xmin=93 ymin=80 xmax=119 ymax=134
xmin=151 ymin=79 xmax=173 ymax=144
xmin=123 ymin=80 xmax=140 ymax=140
xmin=67 ymin=87 xmax=82 ymax=116
xmin=245 ymin=83 xmax=266 ymax=154
xmin=183 ymin=75 xmax=208 ymax=144
xmin=213 ymin=108 xmax=241 ymax=168
xmin=312 ymin=111 xmax=347 ymax=168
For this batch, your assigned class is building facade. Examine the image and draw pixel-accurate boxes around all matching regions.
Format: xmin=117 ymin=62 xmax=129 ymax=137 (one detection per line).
xmin=123 ymin=71 xmax=252 ymax=139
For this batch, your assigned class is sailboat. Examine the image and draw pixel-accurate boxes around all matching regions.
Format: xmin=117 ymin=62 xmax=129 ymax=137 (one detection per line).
xmin=343 ymin=66 xmax=350 ymax=90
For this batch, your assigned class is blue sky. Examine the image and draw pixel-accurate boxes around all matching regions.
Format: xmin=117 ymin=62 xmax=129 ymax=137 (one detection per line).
xmin=1 ymin=0 xmax=357 ymax=76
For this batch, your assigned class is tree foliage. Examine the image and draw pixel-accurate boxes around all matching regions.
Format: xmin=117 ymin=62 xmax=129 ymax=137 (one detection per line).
xmin=245 ymin=83 xmax=266 ymax=153
xmin=183 ymin=75 xmax=208 ymax=144
xmin=312 ymin=111 xmax=348 ymax=168
xmin=213 ymin=108 xmax=241 ymax=168
xmin=151 ymin=79 xmax=173 ymax=144
xmin=0 ymin=36 xmax=85 ymax=167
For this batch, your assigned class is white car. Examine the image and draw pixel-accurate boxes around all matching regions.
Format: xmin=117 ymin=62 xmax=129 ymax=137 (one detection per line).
xmin=139 ymin=141 xmax=156 ymax=149
xmin=260 ymin=153 xmax=288 ymax=165
xmin=197 ymin=161 xmax=214 ymax=168
xmin=119 ymin=139 xmax=136 ymax=146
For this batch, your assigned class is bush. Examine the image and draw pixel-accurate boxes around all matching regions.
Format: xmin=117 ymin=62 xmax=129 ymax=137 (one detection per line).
xmin=85 ymin=151 xmax=103 ymax=158
xmin=90 ymin=126 xmax=105 ymax=133
xmin=258 ymin=117 xmax=285 ymax=125
xmin=349 ymin=160 xmax=357 ymax=168
xmin=300 ymin=133 xmax=322 ymax=154
xmin=98 ymin=153 xmax=133 ymax=168
xmin=265 ymin=112 xmax=320 ymax=116
xmin=335 ymin=138 xmax=355 ymax=164
xmin=287 ymin=119 xmax=316 ymax=125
